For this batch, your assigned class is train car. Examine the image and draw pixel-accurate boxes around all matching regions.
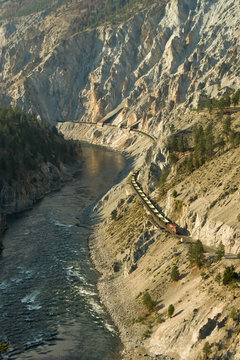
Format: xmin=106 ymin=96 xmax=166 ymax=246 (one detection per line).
xmin=162 ymin=218 xmax=170 ymax=224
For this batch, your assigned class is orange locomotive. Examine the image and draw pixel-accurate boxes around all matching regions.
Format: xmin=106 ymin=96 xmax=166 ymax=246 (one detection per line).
xmin=167 ymin=223 xmax=181 ymax=235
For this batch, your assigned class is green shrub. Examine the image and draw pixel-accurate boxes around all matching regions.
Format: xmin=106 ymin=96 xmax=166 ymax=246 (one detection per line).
xmin=237 ymin=253 xmax=240 ymax=259
xmin=111 ymin=209 xmax=117 ymax=221
xmin=0 ymin=341 xmax=9 ymax=354
xmin=142 ymin=329 xmax=151 ymax=338
xmin=170 ymin=265 xmax=180 ymax=281
xmin=136 ymin=316 xmax=145 ymax=324
xmin=169 ymin=152 xmax=178 ymax=165
xmin=187 ymin=240 xmax=205 ymax=268
xmin=158 ymin=168 xmax=170 ymax=187
xmin=172 ymin=190 xmax=178 ymax=198
xmin=201 ymin=272 xmax=209 ymax=280
xmin=216 ymin=241 xmax=225 ymax=261
xmin=168 ymin=304 xmax=175 ymax=318
xmin=232 ymin=89 xmax=240 ymax=106
xmin=142 ymin=292 xmax=156 ymax=312
xmin=174 ymin=199 xmax=183 ymax=212
xmin=156 ymin=315 xmax=164 ymax=324
xmin=229 ymin=308 xmax=239 ymax=321
xmin=237 ymin=214 xmax=240 ymax=222
xmin=170 ymin=124 xmax=175 ymax=134
xmin=215 ymin=273 xmax=221 ymax=284
xmin=202 ymin=341 xmax=211 ymax=359
xmin=222 ymin=265 xmax=238 ymax=285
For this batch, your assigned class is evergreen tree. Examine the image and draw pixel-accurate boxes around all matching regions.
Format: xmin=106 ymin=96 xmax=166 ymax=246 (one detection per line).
xmin=223 ymin=116 xmax=232 ymax=136
xmin=229 ymin=130 xmax=240 ymax=147
xmin=193 ymin=125 xmax=206 ymax=167
xmin=168 ymin=304 xmax=175 ymax=318
xmin=169 ymin=152 xmax=178 ymax=165
xmin=185 ymin=153 xmax=194 ymax=173
xmin=170 ymin=265 xmax=180 ymax=281
xmin=187 ymin=240 xmax=205 ymax=268
xmin=232 ymin=89 xmax=240 ymax=106
xmin=167 ymin=135 xmax=177 ymax=152
xmin=222 ymin=265 xmax=238 ymax=285
xmin=142 ymin=292 xmax=156 ymax=312
xmin=206 ymin=98 xmax=213 ymax=114
xmin=177 ymin=134 xmax=185 ymax=152
xmin=215 ymin=273 xmax=221 ymax=284
xmin=216 ymin=134 xmax=225 ymax=153
xmin=216 ymin=241 xmax=225 ymax=261
xmin=204 ymin=123 xmax=215 ymax=157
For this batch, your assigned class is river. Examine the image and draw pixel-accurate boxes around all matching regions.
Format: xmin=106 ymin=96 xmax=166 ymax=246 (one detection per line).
xmin=0 ymin=144 xmax=126 ymax=360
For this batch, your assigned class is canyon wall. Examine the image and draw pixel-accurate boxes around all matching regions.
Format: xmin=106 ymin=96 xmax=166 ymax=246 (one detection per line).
xmin=0 ymin=0 xmax=239 ymax=133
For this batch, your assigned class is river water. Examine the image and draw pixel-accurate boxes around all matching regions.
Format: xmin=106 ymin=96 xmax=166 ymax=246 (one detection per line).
xmin=0 ymin=144 xmax=126 ymax=360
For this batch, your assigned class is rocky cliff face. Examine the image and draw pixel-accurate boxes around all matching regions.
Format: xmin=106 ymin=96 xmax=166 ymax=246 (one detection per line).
xmin=0 ymin=162 xmax=65 ymax=215
xmin=163 ymin=145 xmax=240 ymax=254
xmin=0 ymin=0 xmax=239 ymax=130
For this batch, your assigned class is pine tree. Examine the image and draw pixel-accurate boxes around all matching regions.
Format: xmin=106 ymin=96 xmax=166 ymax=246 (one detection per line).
xmin=142 ymin=292 xmax=156 ymax=312
xmin=177 ymin=134 xmax=185 ymax=152
xmin=223 ymin=116 xmax=232 ymax=136
xmin=215 ymin=273 xmax=221 ymax=284
xmin=204 ymin=123 xmax=215 ymax=157
xmin=185 ymin=153 xmax=194 ymax=173
xmin=170 ymin=265 xmax=180 ymax=281
xmin=187 ymin=240 xmax=205 ymax=268
xmin=168 ymin=304 xmax=175 ymax=318
xmin=206 ymin=98 xmax=213 ymax=114
xmin=216 ymin=134 xmax=225 ymax=154
xmin=222 ymin=265 xmax=238 ymax=285
xmin=232 ymin=89 xmax=240 ymax=106
xmin=216 ymin=241 xmax=225 ymax=261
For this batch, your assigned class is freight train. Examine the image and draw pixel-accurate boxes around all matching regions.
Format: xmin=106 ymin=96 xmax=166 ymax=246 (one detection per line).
xmin=131 ymin=171 xmax=181 ymax=235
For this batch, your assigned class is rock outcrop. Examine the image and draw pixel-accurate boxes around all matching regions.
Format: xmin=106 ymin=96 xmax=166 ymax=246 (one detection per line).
xmin=0 ymin=162 xmax=67 ymax=215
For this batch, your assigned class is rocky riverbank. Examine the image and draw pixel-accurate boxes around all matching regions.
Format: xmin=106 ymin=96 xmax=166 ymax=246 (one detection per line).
xmin=0 ymin=157 xmax=83 ymax=246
